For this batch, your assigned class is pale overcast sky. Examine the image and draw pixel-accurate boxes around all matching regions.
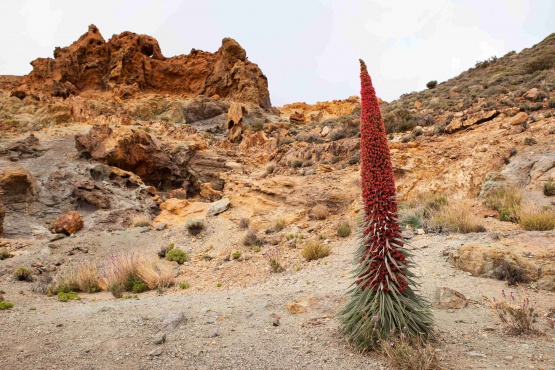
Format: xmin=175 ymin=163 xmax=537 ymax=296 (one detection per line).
xmin=1 ymin=0 xmax=554 ymax=105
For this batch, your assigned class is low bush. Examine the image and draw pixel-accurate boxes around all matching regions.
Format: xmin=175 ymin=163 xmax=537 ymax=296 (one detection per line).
xmin=311 ymin=204 xmax=329 ymax=220
xmin=132 ymin=214 xmax=151 ymax=228
xmin=272 ymin=218 xmax=286 ymax=232
xmin=484 ymin=187 xmax=522 ymax=222
xmin=238 ymin=218 xmax=250 ymax=229
xmin=381 ymin=334 xmax=440 ymax=370
xmin=243 ymin=229 xmax=264 ymax=247
xmin=186 ymin=219 xmax=205 ymax=236
xmin=524 ymin=137 xmax=537 ymax=145
xmin=0 ymin=249 xmax=10 ymax=260
xmin=166 ymin=248 xmax=188 ymax=264
xmin=0 ymin=301 xmax=14 ymax=310
xmin=301 ymin=241 xmax=331 ymax=261
xmin=179 ymin=282 xmax=190 ymax=290
xmin=543 ymin=181 xmax=555 ymax=196
xmin=231 ymin=251 xmax=241 ymax=260
xmin=426 ymin=80 xmax=438 ymax=89
xmin=429 ymin=200 xmax=485 ymax=233
xmin=337 ymin=221 xmax=351 ymax=238
xmin=58 ymin=291 xmax=80 ymax=302
xmin=491 ymin=290 xmax=541 ymax=335
xmin=14 ymin=267 xmax=33 ymax=282
xmin=263 ymin=247 xmax=284 ymax=273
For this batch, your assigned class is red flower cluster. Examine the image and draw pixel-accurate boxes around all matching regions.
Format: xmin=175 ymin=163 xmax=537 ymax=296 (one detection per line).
xmin=357 ymin=60 xmax=407 ymax=293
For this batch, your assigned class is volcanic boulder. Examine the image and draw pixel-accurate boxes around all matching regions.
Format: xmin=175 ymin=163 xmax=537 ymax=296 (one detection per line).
xmin=50 ymin=211 xmax=84 ymax=235
xmin=0 ymin=190 xmax=4 ymax=235
xmin=13 ymin=25 xmax=271 ymax=108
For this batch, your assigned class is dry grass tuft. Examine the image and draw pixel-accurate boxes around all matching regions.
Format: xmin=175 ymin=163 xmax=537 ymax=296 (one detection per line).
xmin=57 ymin=263 xmax=100 ymax=293
xmin=429 ymin=200 xmax=485 ymax=233
xmin=136 ymin=257 xmax=175 ymax=290
xmin=337 ymin=221 xmax=351 ymax=237
xmin=311 ymin=204 xmax=330 ymax=220
xmin=272 ymin=218 xmax=286 ymax=232
xmin=518 ymin=206 xmax=555 ymax=231
xmin=132 ymin=214 xmax=151 ymax=227
xmin=301 ymin=241 xmax=331 ymax=261
xmin=381 ymin=336 xmax=440 ymax=370
xmin=484 ymin=187 xmax=522 ymax=222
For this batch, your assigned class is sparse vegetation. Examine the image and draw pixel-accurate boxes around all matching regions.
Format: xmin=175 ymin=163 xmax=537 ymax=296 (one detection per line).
xmin=58 ymin=291 xmax=80 ymax=302
xmin=491 ymin=290 xmax=541 ymax=335
xmin=311 ymin=204 xmax=329 ymax=220
xmin=518 ymin=207 xmax=555 ymax=231
xmin=381 ymin=334 xmax=440 ymax=370
xmin=243 ymin=229 xmax=264 ymax=247
xmin=484 ymin=187 xmax=522 ymax=222
xmin=14 ymin=267 xmax=33 ymax=282
xmin=429 ymin=200 xmax=486 ymax=233
xmin=132 ymin=214 xmax=151 ymax=227
xmin=290 ymin=159 xmax=303 ymax=168
xmin=337 ymin=221 xmax=351 ymax=237
xmin=426 ymin=80 xmax=438 ymax=89
xmin=165 ymin=248 xmax=188 ymax=264
xmin=493 ymin=260 xmax=529 ymax=285
xmin=179 ymin=282 xmax=190 ymax=290
xmin=543 ymin=181 xmax=555 ymax=196
xmin=238 ymin=218 xmax=250 ymax=229
xmin=0 ymin=301 xmax=14 ymax=310
xmin=272 ymin=217 xmax=286 ymax=232
xmin=301 ymin=241 xmax=331 ymax=261
xmin=186 ymin=219 xmax=205 ymax=236
xmin=231 ymin=251 xmax=241 ymax=260
xmin=56 ymin=263 xmax=100 ymax=293
xmin=0 ymin=249 xmax=10 ymax=260
xmin=524 ymin=137 xmax=537 ymax=145
xmin=263 ymin=247 xmax=284 ymax=273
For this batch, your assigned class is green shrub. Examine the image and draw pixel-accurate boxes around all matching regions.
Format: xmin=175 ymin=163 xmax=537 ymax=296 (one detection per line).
xmin=0 ymin=249 xmax=10 ymax=260
xmin=58 ymin=291 xmax=80 ymax=302
xmin=231 ymin=251 xmax=241 ymax=260
xmin=426 ymin=80 xmax=438 ymax=89
xmin=301 ymin=241 xmax=331 ymax=261
xmin=337 ymin=221 xmax=351 ymax=238
xmin=524 ymin=55 xmax=554 ymax=74
xmin=524 ymin=137 xmax=537 ymax=145
xmin=166 ymin=248 xmax=188 ymax=264
xmin=179 ymin=282 xmax=190 ymax=290
xmin=109 ymin=283 xmax=124 ymax=298
xmin=0 ymin=301 xmax=14 ymax=310
xmin=547 ymin=98 xmax=555 ymax=109
xmin=186 ymin=219 xmax=205 ymax=236
xmin=132 ymin=281 xmax=147 ymax=293
xmin=14 ymin=267 xmax=33 ymax=282
xmin=290 ymin=159 xmax=303 ymax=168
xmin=544 ymin=181 xmax=555 ymax=196
xmin=484 ymin=187 xmax=522 ymax=222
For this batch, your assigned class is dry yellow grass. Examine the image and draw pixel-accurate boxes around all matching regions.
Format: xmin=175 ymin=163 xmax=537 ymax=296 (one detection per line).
xmin=57 ymin=263 xmax=100 ymax=293
xmin=519 ymin=206 xmax=555 ymax=231
xmin=301 ymin=241 xmax=331 ymax=261
xmin=136 ymin=257 xmax=175 ymax=289
xmin=484 ymin=187 xmax=522 ymax=222
xmin=132 ymin=214 xmax=151 ymax=227
xmin=311 ymin=204 xmax=330 ymax=220
xmin=430 ymin=200 xmax=485 ymax=233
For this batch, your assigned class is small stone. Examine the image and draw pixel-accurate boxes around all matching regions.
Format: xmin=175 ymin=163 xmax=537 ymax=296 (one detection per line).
xmin=435 ymin=287 xmax=468 ymax=309
xmin=148 ymin=348 xmax=163 ymax=357
xmin=159 ymin=311 xmax=185 ymax=331
xmin=209 ymin=331 xmax=219 ymax=338
xmin=271 ymin=313 xmax=281 ymax=326
xmin=155 ymin=223 xmax=167 ymax=231
xmin=465 ymin=351 xmax=486 ymax=358
xmin=416 ymin=228 xmax=425 ymax=235
xmin=49 ymin=233 xmax=66 ymax=242
xmin=286 ymin=302 xmax=307 ymax=314
xmin=153 ymin=332 xmax=166 ymax=345
xmin=206 ymin=198 xmax=230 ymax=217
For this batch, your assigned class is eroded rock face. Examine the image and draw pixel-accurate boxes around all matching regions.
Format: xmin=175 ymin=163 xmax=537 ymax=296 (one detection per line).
xmin=0 ymin=163 xmax=37 ymax=206
xmin=13 ymin=25 xmax=271 ymax=108
xmin=75 ymin=125 xmax=187 ymax=189
xmin=50 ymin=211 xmax=84 ymax=235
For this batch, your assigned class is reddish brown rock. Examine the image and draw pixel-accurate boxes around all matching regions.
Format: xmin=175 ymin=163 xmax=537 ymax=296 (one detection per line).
xmin=50 ymin=211 xmax=84 ymax=235
xmin=0 ymin=163 xmax=37 ymax=205
xmin=445 ymin=110 xmax=499 ymax=133
xmin=227 ymin=103 xmax=245 ymax=142
xmin=13 ymin=25 xmax=271 ymax=108
xmin=508 ymin=112 xmax=528 ymax=126
xmin=289 ymin=111 xmax=305 ymax=123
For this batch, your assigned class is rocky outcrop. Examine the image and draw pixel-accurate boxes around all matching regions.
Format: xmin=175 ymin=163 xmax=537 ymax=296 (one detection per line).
xmin=0 ymin=163 xmax=37 ymax=207
xmin=75 ymin=125 xmax=191 ymax=190
xmin=12 ymin=25 xmax=271 ymax=108
xmin=227 ymin=103 xmax=245 ymax=142
xmin=445 ymin=110 xmax=499 ymax=133
xmin=50 ymin=211 xmax=84 ymax=235
xmin=279 ymin=97 xmax=360 ymax=124
xmin=0 ymin=134 xmax=44 ymax=161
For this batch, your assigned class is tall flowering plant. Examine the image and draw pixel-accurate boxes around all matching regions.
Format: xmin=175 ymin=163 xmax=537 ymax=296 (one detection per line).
xmin=338 ymin=60 xmax=433 ymax=350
